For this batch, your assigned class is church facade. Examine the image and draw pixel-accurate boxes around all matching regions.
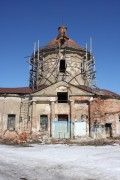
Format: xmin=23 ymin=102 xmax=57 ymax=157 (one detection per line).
xmin=0 ymin=26 xmax=120 ymax=143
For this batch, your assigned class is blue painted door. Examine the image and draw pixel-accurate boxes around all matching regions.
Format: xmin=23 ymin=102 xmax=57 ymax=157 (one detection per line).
xmin=52 ymin=121 xmax=73 ymax=138
xmin=74 ymin=122 xmax=86 ymax=137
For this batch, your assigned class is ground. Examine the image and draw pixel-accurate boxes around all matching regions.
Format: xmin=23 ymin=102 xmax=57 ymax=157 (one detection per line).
xmin=0 ymin=144 xmax=120 ymax=180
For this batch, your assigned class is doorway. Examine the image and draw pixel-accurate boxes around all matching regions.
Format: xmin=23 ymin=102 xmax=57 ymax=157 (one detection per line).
xmin=105 ymin=123 xmax=112 ymax=137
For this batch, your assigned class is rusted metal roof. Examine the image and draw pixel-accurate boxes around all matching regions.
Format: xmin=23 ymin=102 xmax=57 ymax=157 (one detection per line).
xmin=44 ymin=38 xmax=81 ymax=50
xmin=0 ymin=87 xmax=32 ymax=94
xmin=42 ymin=26 xmax=83 ymax=50
xmin=0 ymin=85 xmax=48 ymax=94
xmin=77 ymin=85 xmax=93 ymax=93
xmin=0 ymin=86 xmax=119 ymax=98
xmin=76 ymin=85 xmax=120 ymax=98
xmin=93 ymin=88 xmax=120 ymax=98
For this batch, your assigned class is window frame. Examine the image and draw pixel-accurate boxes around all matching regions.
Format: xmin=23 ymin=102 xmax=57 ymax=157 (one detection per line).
xmin=7 ymin=114 xmax=16 ymax=131
xmin=40 ymin=115 xmax=48 ymax=131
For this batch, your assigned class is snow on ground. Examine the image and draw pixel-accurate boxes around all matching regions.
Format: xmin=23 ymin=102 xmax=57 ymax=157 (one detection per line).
xmin=0 ymin=144 xmax=120 ymax=180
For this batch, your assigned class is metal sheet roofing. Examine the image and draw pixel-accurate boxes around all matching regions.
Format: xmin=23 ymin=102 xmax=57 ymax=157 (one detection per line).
xmin=0 ymin=86 xmax=119 ymax=98
xmin=0 ymin=87 xmax=32 ymax=94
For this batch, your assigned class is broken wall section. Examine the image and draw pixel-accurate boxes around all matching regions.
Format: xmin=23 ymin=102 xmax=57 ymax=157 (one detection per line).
xmin=90 ymin=97 xmax=120 ymax=138
xmin=0 ymin=95 xmax=31 ymax=143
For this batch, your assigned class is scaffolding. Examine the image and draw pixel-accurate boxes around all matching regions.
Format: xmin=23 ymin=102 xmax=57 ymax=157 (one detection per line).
xmin=29 ymin=41 xmax=43 ymax=90
xmin=82 ymin=41 xmax=97 ymax=88
xmin=29 ymin=38 xmax=97 ymax=90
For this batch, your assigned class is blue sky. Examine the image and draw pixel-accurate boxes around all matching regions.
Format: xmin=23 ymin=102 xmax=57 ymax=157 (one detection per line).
xmin=0 ymin=0 xmax=120 ymax=94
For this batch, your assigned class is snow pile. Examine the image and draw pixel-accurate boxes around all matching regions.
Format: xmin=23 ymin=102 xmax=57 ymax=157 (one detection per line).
xmin=0 ymin=144 xmax=120 ymax=180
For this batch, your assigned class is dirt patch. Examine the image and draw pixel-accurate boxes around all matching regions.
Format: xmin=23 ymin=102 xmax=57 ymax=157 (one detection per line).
xmin=1 ymin=136 xmax=120 ymax=146
xmin=47 ymin=137 xmax=120 ymax=146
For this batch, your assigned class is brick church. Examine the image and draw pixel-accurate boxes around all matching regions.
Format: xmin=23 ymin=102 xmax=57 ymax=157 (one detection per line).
xmin=0 ymin=26 xmax=120 ymax=143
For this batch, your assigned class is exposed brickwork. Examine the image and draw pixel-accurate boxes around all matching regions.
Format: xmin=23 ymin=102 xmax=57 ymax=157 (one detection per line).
xmin=90 ymin=97 xmax=120 ymax=136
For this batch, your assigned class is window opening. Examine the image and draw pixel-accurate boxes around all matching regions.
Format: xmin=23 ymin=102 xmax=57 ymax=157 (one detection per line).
xmin=105 ymin=123 xmax=112 ymax=137
xmin=7 ymin=114 xmax=16 ymax=130
xmin=40 ymin=115 xmax=48 ymax=131
xmin=59 ymin=59 xmax=66 ymax=73
xmin=57 ymin=92 xmax=68 ymax=103
xmin=58 ymin=115 xmax=68 ymax=121
xmin=119 ymin=115 xmax=120 ymax=122
xmin=81 ymin=63 xmax=83 ymax=74
xmin=41 ymin=59 xmax=44 ymax=71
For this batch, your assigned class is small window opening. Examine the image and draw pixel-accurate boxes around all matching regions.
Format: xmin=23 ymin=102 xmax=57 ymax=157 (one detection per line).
xmin=7 ymin=114 xmax=16 ymax=130
xmin=81 ymin=63 xmax=83 ymax=74
xmin=41 ymin=60 xmax=44 ymax=71
xmin=59 ymin=59 xmax=66 ymax=73
xmin=57 ymin=92 xmax=68 ymax=103
xmin=119 ymin=115 xmax=120 ymax=122
xmin=40 ymin=115 xmax=48 ymax=131
xmin=58 ymin=115 xmax=68 ymax=121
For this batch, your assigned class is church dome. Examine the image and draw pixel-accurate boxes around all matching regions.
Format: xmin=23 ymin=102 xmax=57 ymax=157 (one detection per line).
xmin=30 ymin=26 xmax=93 ymax=90
xmin=43 ymin=26 xmax=82 ymax=50
xmin=45 ymin=37 xmax=81 ymax=49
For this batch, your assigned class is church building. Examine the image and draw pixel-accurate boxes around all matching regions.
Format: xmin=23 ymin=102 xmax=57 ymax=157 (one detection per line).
xmin=0 ymin=26 xmax=120 ymax=143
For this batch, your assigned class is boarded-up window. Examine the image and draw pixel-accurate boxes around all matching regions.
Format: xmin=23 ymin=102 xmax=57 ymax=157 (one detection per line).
xmin=40 ymin=115 xmax=48 ymax=131
xmin=7 ymin=114 xmax=16 ymax=130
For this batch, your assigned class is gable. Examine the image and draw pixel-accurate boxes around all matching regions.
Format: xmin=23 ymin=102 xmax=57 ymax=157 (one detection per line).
xmin=32 ymin=81 xmax=94 ymax=96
